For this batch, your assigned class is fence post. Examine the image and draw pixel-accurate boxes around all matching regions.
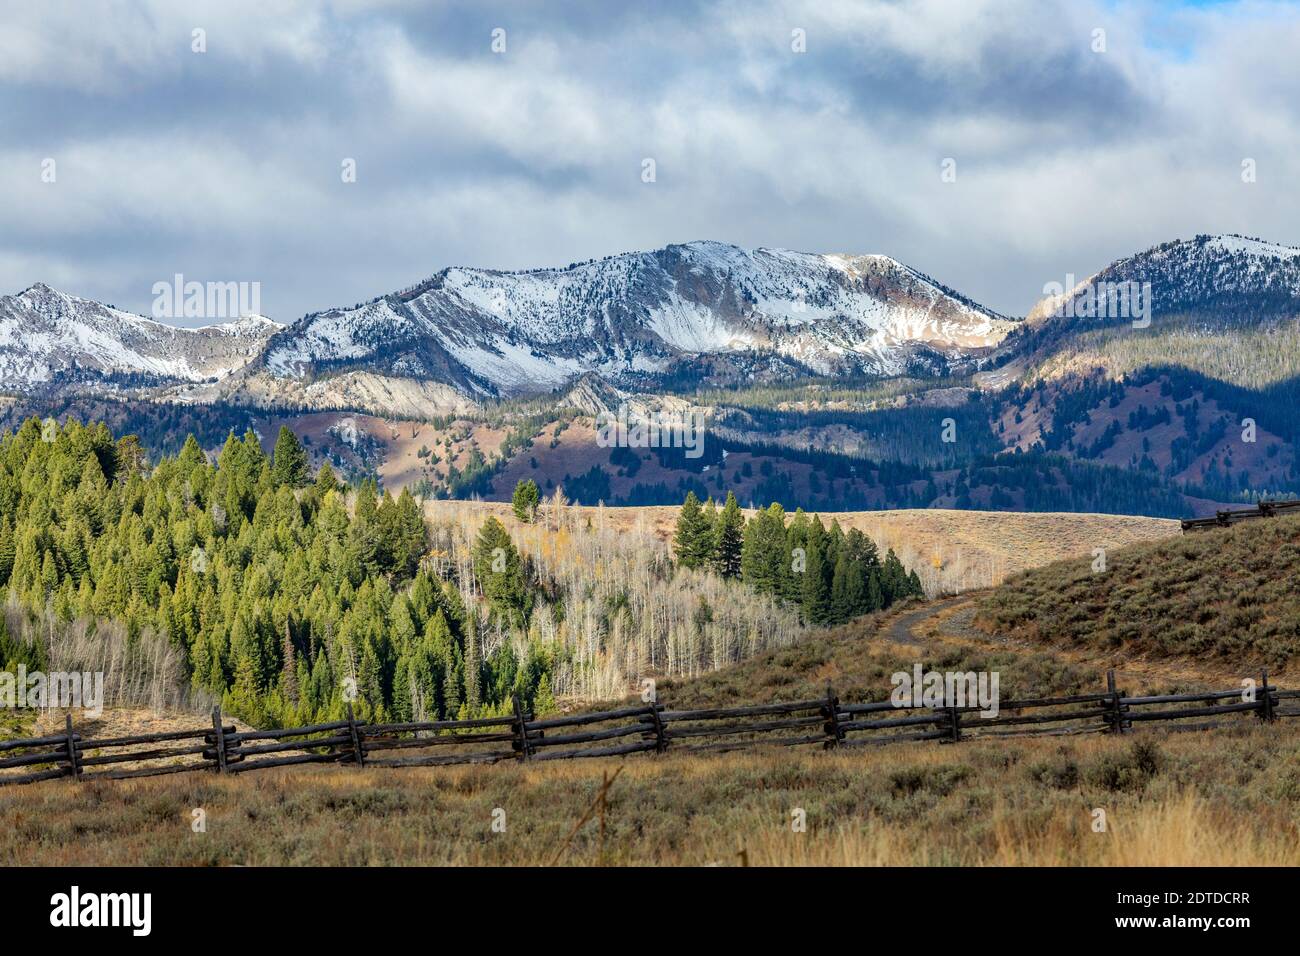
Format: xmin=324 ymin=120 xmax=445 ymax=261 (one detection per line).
xmin=646 ymin=702 xmax=667 ymax=753
xmin=512 ymin=696 xmax=532 ymax=762
xmin=346 ymin=702 xmax=365 ymax=768
xmin=1259 ymin=671 xmax=1275 ymax=722
xmin=63 ymin=713 xmax=81 ymax=782
xmin=210 ymin=706 xmax=228 ymax=773
xmin=946 ymin=706 xmax=961 ymax=743
xmin=1106 ymin=670 xmax=1126 ymax=734
xmin=821 ymin=684 xmax=844 ymax=749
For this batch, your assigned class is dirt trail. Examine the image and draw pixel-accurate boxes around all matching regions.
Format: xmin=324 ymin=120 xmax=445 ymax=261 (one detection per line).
xmin=882 ymin=596 xmax=969 ymax=647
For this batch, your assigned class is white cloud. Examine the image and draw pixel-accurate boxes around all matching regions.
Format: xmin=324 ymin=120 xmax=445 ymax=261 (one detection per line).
xmin=0 ymin=0 xmax=1297 ymax=320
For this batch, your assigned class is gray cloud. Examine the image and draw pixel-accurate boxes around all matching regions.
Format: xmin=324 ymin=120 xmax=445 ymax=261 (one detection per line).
xmin=1 ymin=0 xmax=1298 ymax=323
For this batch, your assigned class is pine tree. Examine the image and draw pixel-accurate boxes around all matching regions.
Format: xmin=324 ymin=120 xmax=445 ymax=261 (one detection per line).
xmin=907 ymin=569 xmax=924 ymax=598
xmin=442 ymin=660 xmax=462 ymax=720
xmin=712 ymin=492 xmax=744 ymax=578
xmin=177 ymin=434 xmax=207 ymax=471
xmin=0 ymin=516 xmax=14 ymax=587
xmin=785 ymin=510 xmax=811 ymax=605
xmin=866 ymin=570 xmax=884 ymax=612
xmin=464 ymin=618 xmax=482 ymax=712
xmin=800 ymin=530 xmax=830 ymax=624
xmin=472 ymin=517 xmax=530 ymax=626
xmin=830 ymin=553 xmax=867 ymax=623
xmin=673 ymin=491 xmax=713 ymax=569
xmin=315 ymin=463 xmax=338 ymax=496
xmin=511 ymin=479 xmax=540 ymax=522
xmin=702 ymin=496 xmax=719 ymax=548
xmin=881 ymin=548 xmax=909 ymax=607
xmin=280 ymin=619 xmax=299 ymax=706
xmin=392 ymin=653 xmax=414 ymax=722
xmin=271 ymin=426 xmax=310 ymax=488
xmin=740 ymin=503 xmax=788 ymax=597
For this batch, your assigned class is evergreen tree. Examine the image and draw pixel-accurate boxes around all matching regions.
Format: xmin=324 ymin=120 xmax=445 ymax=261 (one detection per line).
xmin=711 ymin=491 xmax=744 ymax=578
xmin=0 ymin=516 xmax=14 ymax=587
xmin=881 ymin=548 xmax=910 ymax=606
xmin=271 ymin=426 xmax=310 ymax=488
xmin=315 ymin=463 xmax=338 ymax=496
xmin=472 ymin=517 xmax=530 ymax=626
xmin=800 ymin=527 xmax=830 ymax=624
xmin=464 ymin=618 xmax=482 ymax=712
xmin=511 ymin=479 xmax=540 ymax=522
xmin=280 ymin=619 xmax=299 ymax=707
xmin=830 ymin=552 xmax=867 ymax=623
xmin=866 ymin=570 xmax=884 ymax=612
xmin=740 ymin=503 xmax=788 ymax=597
xmin=673 ymin=492 xmax=713 ymax=569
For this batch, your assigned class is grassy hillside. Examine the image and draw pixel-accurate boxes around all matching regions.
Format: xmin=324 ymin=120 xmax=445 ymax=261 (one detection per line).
xmin=636 ymin=604 xmax=1102 ymax=711
xmin=975 ymin=514 xmax=1300 ymax=672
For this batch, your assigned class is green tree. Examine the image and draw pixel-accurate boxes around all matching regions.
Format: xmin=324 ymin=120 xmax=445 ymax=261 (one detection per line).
xmin=0 ymin=516 xmax=14 ymax=587
xmin=740 ymin=503 xmax=788 ymax=597
xmin=673 ymin=491 xmax=713 ymax=569
xmin=315 ymin=463 xmax=338 ymax=496
xmin=800 ymin=527 xmax=830 ymax=624
xmin=472 ymin=517 xmax=530 ymax=627
xmin=711 ymin=491 xmax=744 ymax=578
xmin=830 ymin=552 xmax=867 ymax=623
xmin=511 ymin=479 xmax=540 ymax=522
xmin=271 ymin=426 xmax=310 ymax=488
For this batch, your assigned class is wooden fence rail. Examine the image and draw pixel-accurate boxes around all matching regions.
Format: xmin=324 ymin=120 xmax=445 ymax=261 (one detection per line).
xmin=1 ymin=670 xmax=1294 ymax=788
xmin=1180 ymin=497 xmax=1300 ymax=532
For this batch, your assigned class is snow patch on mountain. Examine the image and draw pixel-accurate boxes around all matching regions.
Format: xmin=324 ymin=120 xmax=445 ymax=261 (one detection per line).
xmin=0 ymin=283 xmax=281 ymax=391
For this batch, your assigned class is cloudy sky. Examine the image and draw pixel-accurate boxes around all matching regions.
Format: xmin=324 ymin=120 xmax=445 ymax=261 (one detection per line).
xmin=2 ymin=0 xmax=1298 ymax=323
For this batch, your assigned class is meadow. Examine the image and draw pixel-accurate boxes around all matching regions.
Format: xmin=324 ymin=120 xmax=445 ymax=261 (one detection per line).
xmin=4 ymin=725 xmax=1297 ymax=866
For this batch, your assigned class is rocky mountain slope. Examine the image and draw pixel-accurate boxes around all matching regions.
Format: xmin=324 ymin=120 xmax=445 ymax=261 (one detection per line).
xmin=0 ymin=283 xmax=279 ymax=393
xmin=253 ymin=240 xmax=1014 ymax=400
xmin=1011 ymin=235 xmax=1300 ymax=384
xmin=1028 ymin=234 xmax=1300 ymax=326
xmin=6 ymin=234 xmax=1300 ymax=427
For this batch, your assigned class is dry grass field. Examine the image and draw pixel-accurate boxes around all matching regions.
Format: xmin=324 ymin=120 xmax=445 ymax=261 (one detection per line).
xmin=4 ymin=726 xmax=1298 ymax=866
xmin=4 ymin=554 xmax=1292 ymax=866
xmin=425 ymin=500 xmax=1179 ymax=596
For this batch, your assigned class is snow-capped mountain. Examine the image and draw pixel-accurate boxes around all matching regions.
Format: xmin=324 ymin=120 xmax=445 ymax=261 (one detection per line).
xmin=1026 ymin=234 xmax=1300 ymax=327
xmin=11 ymin=234 xmax=1298 ymax=417
xmin=257 ymin=241 xmax=1014 ymax=398
xmin=0 ymin=283 xmax=280 ymax=393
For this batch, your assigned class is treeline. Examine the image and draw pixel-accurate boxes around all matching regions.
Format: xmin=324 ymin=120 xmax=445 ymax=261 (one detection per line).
xmin=1006 ymin=367 xmax=1300 ymax=502
xmin=718 ymin=397 xmax=1002 ymax=467
xmin=957 ymin=452 xmax=1192 ymax=518
xmin=0 ymin=416 xmax=554 ymax=728
xmin=672 ymin=491 xmax=924 ymax=625
xmin=0 ymin=417 xmax=815 ymax=728
xmin=0 ymin=397 xmax=258 ymax=459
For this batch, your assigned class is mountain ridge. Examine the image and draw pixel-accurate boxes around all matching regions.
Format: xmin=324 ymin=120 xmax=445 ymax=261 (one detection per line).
xmin=5 ymin=234 xmax=1299 ymax=419
xmin=254 ymin=239 xmax=1015 ymax=402
xmin=0 ymin=282 xmax=281 ymax=393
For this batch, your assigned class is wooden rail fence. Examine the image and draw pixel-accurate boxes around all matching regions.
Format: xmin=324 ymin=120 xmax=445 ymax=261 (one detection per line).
xmin=1180 ymin=497 xmax=1300 ymax=532
xmin=2 ymin=671 xmax=1296 ymax=788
